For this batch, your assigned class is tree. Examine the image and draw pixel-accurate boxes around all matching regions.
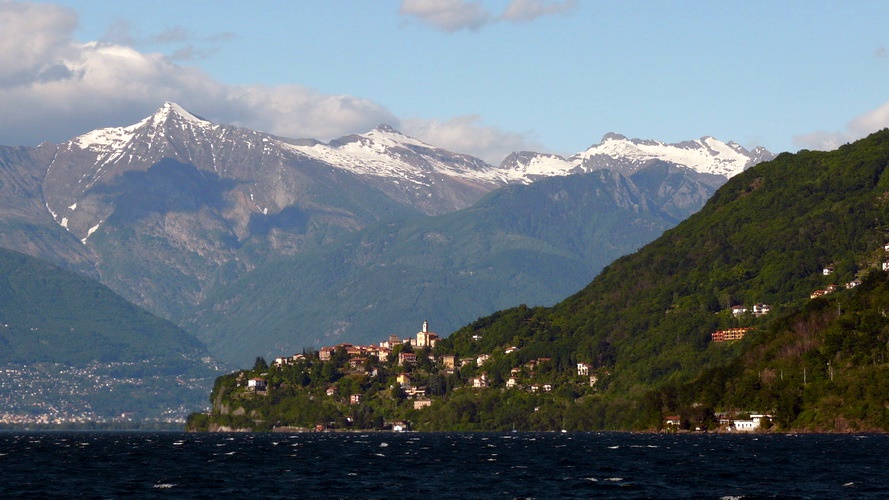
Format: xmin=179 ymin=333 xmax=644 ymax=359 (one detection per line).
xmin=253 ymin=356 xmax=269 ymax=371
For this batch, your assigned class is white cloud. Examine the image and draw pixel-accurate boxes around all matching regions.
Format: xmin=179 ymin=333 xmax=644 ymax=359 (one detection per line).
xmin=399 ymin=0 xmax=575 ymax=32
xmin=404 ymin=115 xmax=544 ymax=164
xmin=0 ymin=1 xmax=539 ymax=164
xmin=793 ymin=101 xmax=889 ymax=151
xmin=0 ymin=1 xmax=78 ymax=86
xmin=0 ymin=2 xmax=396 ymax=148
xmin=501 ymin=0 xmax=576 ymax=22
xmin=399 ymin=0 xmax=492 ymax=32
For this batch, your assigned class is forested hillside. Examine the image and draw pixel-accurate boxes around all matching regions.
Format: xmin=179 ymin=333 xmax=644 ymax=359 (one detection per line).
xmin=0 ymin=247 xmax=206 ymax=364
xmin=193 ymin=130 xmax=889 ymax=432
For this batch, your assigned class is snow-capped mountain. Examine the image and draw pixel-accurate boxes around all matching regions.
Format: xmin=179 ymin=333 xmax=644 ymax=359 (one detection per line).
xmin=0 ymin=102 xmax=776 ymax=361
xmin=499 ymin=133 xmax=774 ymax=183
xmin=42 ymin=102 xmax=773 ymax=239
xmin=284 ymin=124 xmax=504 ymax=185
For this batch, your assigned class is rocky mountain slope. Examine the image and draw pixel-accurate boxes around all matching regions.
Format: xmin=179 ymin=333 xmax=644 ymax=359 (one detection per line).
xmin=0 ymin=103 xmax=773 ymax=365
xmin=191 ymin=166 xmax=716 ymax=363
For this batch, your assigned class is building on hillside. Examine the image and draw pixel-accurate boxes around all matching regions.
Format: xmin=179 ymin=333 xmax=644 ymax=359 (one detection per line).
xmin=577 ymin=363 xmax=591 ymax=376
xmin=376 ymin=347 xmax=391 ymax=362
xmin=396 ymin=373 xmax=412 ymax=387
xmin=406 ymin=386 xmax=426 ymax=398
xmin=381 ymin=334 xmax=402 ymax=349
xmin=753 ymin=303 xmax=771 ymax=316
xmin=731 ymin=305 xmax=748 ymax=317
xmin=414 ymin=398 xmax=432 ymax=410
xmin=247 ymin=378 xmax=267 ymax=392
xmin=441 ymin=355 xmax=456 ymax=370
xmin=349 ymin=394 xmax=363 ymax=405
xmin=398 ymin=352 xmax=417 ymax=366
xmin=416 ymin=321 xmax=440 ymax=348
xmin=711 ymin=327 xmax=754 ymax=343
xmin=471 ymin=373 xmax=488 ymax=388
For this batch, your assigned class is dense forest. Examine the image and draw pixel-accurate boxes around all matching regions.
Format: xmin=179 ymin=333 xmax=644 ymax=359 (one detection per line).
xmin=191 ymin=129 xmax=889 ymax=432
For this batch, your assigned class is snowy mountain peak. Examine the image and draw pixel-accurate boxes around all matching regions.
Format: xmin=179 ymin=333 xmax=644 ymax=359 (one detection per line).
xmin=601 ymin=132 xmax=628 ymax=142
xmin=499 ymin=133 xmax=774 ymax=183
xmin=148 ymin=101 xmax=209 ymax=128
xmin=69 ymin=102 xmax=213 ymax=153
xmin=360 ymin=124 xmax=431 ymax=150
xmin=374 ymin=124 xmax=399 ymax=134
xmin=575 ymin=134 xmax=770 ymax=178
xmin=55 ymin=104 xmax=773 ymax=218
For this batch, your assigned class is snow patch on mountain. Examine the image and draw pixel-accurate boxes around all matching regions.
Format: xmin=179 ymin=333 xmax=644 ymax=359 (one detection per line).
xmin=81 ymin=220 xmax=103 ymax=244
xmin=577 ymin=134 xmax=756 ymax=178
xmin=282 ymin=125 xmax=505 ymax=186
xmin=498 ymin=133 xmax=772 ymax=183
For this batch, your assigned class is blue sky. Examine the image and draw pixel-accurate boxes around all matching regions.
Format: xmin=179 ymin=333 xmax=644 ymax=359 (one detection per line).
xmin=2 ymin=0 xmax=888 ymax=163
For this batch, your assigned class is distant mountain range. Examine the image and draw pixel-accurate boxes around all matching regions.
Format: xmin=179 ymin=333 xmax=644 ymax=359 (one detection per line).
xmin=0 ymin=102 xmax=773 ymax=365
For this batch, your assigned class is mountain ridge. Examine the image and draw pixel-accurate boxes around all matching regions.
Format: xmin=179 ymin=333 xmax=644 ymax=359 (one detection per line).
xmin=0 ymin=102 xmax=773 ymax=365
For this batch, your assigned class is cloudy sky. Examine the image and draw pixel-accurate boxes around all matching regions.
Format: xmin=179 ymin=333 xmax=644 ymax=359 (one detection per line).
xmin=2 ymin=0 xmax=888 ymax=163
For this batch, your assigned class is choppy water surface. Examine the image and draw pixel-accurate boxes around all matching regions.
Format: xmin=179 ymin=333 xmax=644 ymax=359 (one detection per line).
xmin=1 ymin=431 xmax=887 ymax=498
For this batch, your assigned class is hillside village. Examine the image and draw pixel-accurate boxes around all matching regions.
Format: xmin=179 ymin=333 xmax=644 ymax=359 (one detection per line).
xmin=191 ymin=235 xmax=889 ymax=434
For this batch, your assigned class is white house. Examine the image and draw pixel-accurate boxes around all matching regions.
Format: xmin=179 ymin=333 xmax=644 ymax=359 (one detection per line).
xmin=247 ymin=378 xmax=267 ymax=392
xmin=729 ymin=414 xmax=771 ymax=432
xmin=471 ymin=373 xmax=488 ymax=388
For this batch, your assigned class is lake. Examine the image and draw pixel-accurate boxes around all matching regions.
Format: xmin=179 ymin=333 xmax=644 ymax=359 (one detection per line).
xmin=1 ymin=431 xmax=887 ymax=498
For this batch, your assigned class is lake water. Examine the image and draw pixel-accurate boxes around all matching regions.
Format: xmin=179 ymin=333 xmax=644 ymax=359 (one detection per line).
xmin=1 ymin=431 xmax=887 ymax=498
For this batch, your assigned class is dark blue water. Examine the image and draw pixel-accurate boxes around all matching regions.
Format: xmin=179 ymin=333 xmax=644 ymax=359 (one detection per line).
xmin=1 ymin=431 xmax=886 ymax=498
